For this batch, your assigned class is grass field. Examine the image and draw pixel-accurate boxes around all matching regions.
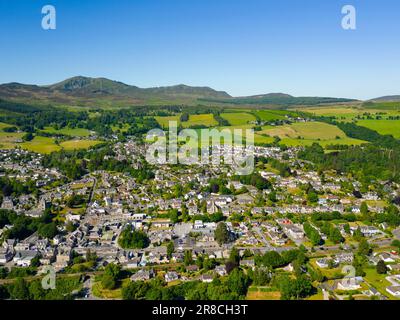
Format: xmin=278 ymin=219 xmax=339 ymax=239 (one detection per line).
xmin=253 ymin=110 xmax=288 ymax=121
xmin=220 ymin=112 xmax=256 ymax=125
xmin=20 ymin=136 xmax=61 ymax=154
xmin=183 ymin=114 xmax=218 ymax=127
xmin=260 ymin=122 xmax=345 ymax=140
xmin=0 ymin=131 xmax=24 ymax=149
xmin=363 ymin=267 xmax=395 ymax=299
xmin=246 ymin=287 xmax=281 ymax=300
xmin=155 ymin=115 xmax=180 ymax=128
xmin=60 ymin=139 xmax=102 ymax=150
xmin=357 ymin=119 xmax=400 ymax=138
xmin=256 ymin=121 xmax=366 ymax=147
xmin=41 ymin=126 xmax=91 ymax=137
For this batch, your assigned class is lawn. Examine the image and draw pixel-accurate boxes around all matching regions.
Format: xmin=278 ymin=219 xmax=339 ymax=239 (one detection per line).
xmin=357 ymin=119 xmax=400 ymax=138
xmin=20 ymin=136 xmax=61 ymax=154
xmin=60 ymin=139 xmax=102 ymax=150
xmin=220 ymin=112 xmax=256 ymax=126
xmin=363 ymin=268 xmax=395 ymax=299
xmin=41 ymin=126 xmax=91 ymax=137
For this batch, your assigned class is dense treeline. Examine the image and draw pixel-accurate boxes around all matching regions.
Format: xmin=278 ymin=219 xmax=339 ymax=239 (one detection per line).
xmin=42 ymin=146 xmax=154 ymax=181
xmin=298 ymin=143 xmax=400 ymax=183
xmin=234 ymin=173 xmax=271 ymax=190
xmin=0 ymin=209 xmax=59 ymax=240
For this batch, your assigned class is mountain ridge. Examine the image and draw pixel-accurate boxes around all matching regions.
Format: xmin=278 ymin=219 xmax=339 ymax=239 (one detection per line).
xmin=0 ymin=76 xmax=358 ymax=107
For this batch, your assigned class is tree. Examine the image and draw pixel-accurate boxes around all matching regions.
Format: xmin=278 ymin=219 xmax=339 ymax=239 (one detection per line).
xmin=229 ymin=247 xmax=240 ymax=266
xmin=358 ymin=238 xmax=371 ymax=256
xmin=118 ymin=227 xmax=150 ymax=249
xmin=167 ymin=241 xmax=174 ymax=259
xmin=214 ymin=222 xmax=230 ymax=245
xmin=227 ymin=269 xmax=249 ymax=297
xmin=376 ymin=260 xmax=388 ymax=274
xmin=10 ymin=277 xmax=30 ymax=299
xmin=168 ymin=209 xmax=179 ymax=224
xmin=184 ymin=250 xmax=193 ymax=266
xmin=22 ymin=132 xmax=34 ymax=142
xmin=38 ymin=222 xmax=58 ymax=239
xmin=102 ymin=263 xmax=121 ymax=290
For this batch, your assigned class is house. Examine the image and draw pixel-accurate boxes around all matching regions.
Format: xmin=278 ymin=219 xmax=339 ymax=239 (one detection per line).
xmin=316 ymin=258 xmax=330 ymax=269
xmin=240 ymin=259 xmax=255 ymax=269
xmin=186 ymin=265 xmax=199 ymax=272
xmin=334 ymin=253 xmax=354 ymax=264
xmin=386 ymin=285 xmax=400 ymax=297
xmin=201 ymin=274 xmax=214 ymax=283
xmin=165 ymin=271 xmax=180 ymax=282
xmin=388 ymin=264 xmax=400 ymax=272
xmin=215 ymin=265 xmax=227 ymax=276
xmin=130 ymin=269 xmax=155 ymax=281
xmin=152 ymin=220 xmax=172 ymax=228
xmin=13 ymin=250 xmax=38 ymax=267
xmin=0 ymin=248 xmax=13 ymax=264
xmin=336 ymin=277 xmax=363 ymax=291
xmin=377 ymin=252 xmax=396 ymax=263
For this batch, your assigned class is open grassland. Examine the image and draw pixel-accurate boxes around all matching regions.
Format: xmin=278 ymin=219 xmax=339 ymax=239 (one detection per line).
xmin=220 ymin=112 xmax=256 ymax=125
xmin=256 ymin=122 xmax=366 ymax=147
xmin=260 ymin=122 xmax=345 ymax=140
xmin=253 ymin=110 xmax=288 ymax=121
xmin=356 ymin=119 xmax=400 ymax=138
xmin=60 ymin=139 xmax=103 ymax=150
xmin=0 ymin=122 xmax=14 ymax=130
xmin=41 ymin=126 xmax=91 ymax=137
xmin=0 ymin=123 xmax=24 ymax=149
xmin=20 ymin=136 xmax=61 ymax=154
xmin=155 ymin=115 xmax=181 ymax=128
xmin=296 ymin=105 xmax=400 ymax=122
xmin=183 ymin=114 xmax=218 ymax=127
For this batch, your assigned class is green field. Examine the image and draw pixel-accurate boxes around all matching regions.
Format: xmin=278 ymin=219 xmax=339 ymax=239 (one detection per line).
xmin=20 ymin=136 xmax=61 ymax=154
xmin=260 ymin=122 xmax=345 ymax=140
xmin=60 ymin=139 xmax=103 ymax=150
xmin=255 ymin=121 xmax=366 ymax=147
xmin=254 ymin=110 xmax=288 ymax=121
xmin=183 ymin=114 xmax=217 ymax=127
xmin=357 ymin=119 xmax=400 ymax=138
xmin=41 ymin=126 xmax=91 ymax=137
xmin=155 ymin=115 xmax=181 ymax=128
xmin=220 ymin=112 xmax=256 ymax=125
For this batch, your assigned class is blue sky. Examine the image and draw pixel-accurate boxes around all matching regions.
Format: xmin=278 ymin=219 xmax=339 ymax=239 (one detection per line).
xmin=0 ymin=0 xmax=399 ymax=99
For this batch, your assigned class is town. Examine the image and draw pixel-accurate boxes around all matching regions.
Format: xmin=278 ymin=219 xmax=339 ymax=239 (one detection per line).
xmin=1 ymin=122 xmax=400 ymax=300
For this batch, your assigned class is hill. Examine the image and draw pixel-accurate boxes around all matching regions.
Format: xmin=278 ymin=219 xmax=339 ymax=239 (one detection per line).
xmin=0 ymin=76 xmax=357 ymax=108
xmin=370 ymin=95 xmax=400 ymax=102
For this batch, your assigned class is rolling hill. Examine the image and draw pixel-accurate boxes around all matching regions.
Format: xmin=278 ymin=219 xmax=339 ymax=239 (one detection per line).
xmin=0 ymin=76 xmax=357 ymax=108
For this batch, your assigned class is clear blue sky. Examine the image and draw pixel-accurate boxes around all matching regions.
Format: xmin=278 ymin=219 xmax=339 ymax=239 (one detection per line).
xmin=0 ymin=0 xmax=399 ymax=99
